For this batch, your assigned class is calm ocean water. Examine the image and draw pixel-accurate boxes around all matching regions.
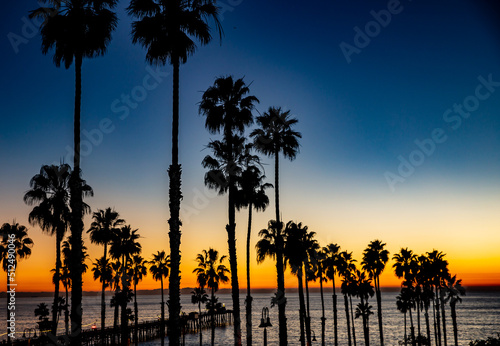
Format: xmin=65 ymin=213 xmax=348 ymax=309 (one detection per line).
xmin=1 ymin=290 xmax=499 ymax=345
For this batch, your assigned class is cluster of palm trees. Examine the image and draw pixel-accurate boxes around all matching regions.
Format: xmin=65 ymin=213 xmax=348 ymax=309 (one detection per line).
xmin=394 ymin=249 xmax=465 ymax=346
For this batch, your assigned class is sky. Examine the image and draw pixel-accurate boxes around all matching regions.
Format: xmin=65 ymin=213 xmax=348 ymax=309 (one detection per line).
xmin=1 ymin=0 xmax=500 ymax=292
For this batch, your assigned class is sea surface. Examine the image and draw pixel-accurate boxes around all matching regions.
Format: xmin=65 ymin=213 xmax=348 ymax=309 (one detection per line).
xmin=1 ymin=290 xmax=499 ymax=345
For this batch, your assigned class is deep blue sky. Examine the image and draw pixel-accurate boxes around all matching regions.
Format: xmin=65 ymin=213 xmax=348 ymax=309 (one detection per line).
xmin=1 ymin=0 xmax=500 ymax=288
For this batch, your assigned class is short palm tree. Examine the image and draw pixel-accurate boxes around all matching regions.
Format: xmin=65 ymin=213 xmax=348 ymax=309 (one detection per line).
xmin=87 ymin=207 xmax=124 ymax=341
xmin=193 ymin=248 xmax=229 ymax=346
xmin=191 ymin=287 xmax=209 ymax=346
xmin=361 ymin=240 xmax=389 ymax=346
xmin=444 ymin=275 xmax=465 ymax=346
xmin=127 ymin=2 xmax=222 ymax=342
xmin=251 ymin=107 xmax=301 ymax=345
xmin=24 ymin=164 xmax=73 ymax=336
xmin=337 ymin=251 xmax=357 ymax=346
xmin=324 ymin=243 xmax=341 ymax=346
xmin=110 ymin=226 xmax=142 ymax=346
xmin=314 ymin=249 xmax=328 ymax=346
xmin=235 ymin=145 xmax=271 ymax=346
xmin=131 ymin=255 xmax=148 ymax=346
xmin=149 ymin=251 xmax=170 ymax=346
xmin=200 ymin=75 xmax=259 ymax=344
xmin=255 ymin=220 xmax=287 ymax=342
xmin=354 ymin=269 xmax=375 ymax=346
xmin=0 ymin=222 xmax=34 ymax=343
xmin=29 ymin=1 xmax=116 ymax=339
xmin=92 ymin=256 xmax=113 ymax=336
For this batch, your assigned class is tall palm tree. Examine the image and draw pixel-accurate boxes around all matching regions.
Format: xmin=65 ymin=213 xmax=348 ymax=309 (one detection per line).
xmin=444 ymin=275 xmax=465 ymax=346
xmin=235 ymin=145 xmax=272 ymax=346
xmin=361 ymin=239 xmax=389 ymax=346
xmin=417 ymin=254 xmax=435 ymax=345
xmin=29 ymin=1 xmax=116 ymax=340
xmin=131 ymin=255 xmax=148 ymax=346
xmin=191 ymin=287 xmax=209 ymax=346
xmin=193 ymin=248 xmax=230 ymax=346
xmin=127 ymin=2 xmax=221 ymax=343
xmin=0 ymin=222 xmax=34 ymax=344
xmin=149 ymin=251 xmax=170 ymax=346
xmin=337 ymin=251 xmax=357 ymax=346
xmin=324 ymin=243 xmax=341 ymax=346
xmin=110 ymin=226 xmax=142 ymax=346
xmin=87 ymin=207 xmax=124 ymax=341
xmin=427 ymin=250 xmax=450 ymax=346
xmin=251 ymin=107 xmax=301 ymax=346
xmin=200 ymin=75 xmax=259 ymax=345
xmin=302 ymin=226 xmax=319 ymax=346
xmin=24 ymin=164 xmax=73 ymax=336
xmin=255 ymin=220 xmax=287 ymax=342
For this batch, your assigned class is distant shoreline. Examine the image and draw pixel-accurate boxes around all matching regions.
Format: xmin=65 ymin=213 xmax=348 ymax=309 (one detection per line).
xmin=1 ymin=285 xmax=498 ymax=297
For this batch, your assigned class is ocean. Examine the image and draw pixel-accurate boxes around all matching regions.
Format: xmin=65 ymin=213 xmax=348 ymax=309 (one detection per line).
xmin=1 ymin=290 xmax=499 ymax=345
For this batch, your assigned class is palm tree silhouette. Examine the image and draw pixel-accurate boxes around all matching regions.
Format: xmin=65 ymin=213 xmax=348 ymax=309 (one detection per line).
xmin=354 ymin=269 xmax=374 ymax=346
xmin=193 ymin=248 xmax=230 ymax=346
xmin=314 ymin=248 xmax=328 ymax=346
xmin=87 ymin=207 xmax=124 ymax=342
xmin=337 ymin=251 xmax=357 ymax=346
xmin=60 ymin=245 xmax=71 ymax=336
xmin=235 ymin=145 xmax=271 ymax=346
xmin=131 ymin=255 xmax=148 ymax=346
xmin=251 ymin=107 xmax=301 ymax=346
xmin=149 ymin=251 xmax=170 ymax=346
xmin=444 ymin=275 xmax=465 ymax=346
xmin=127 ymin=2 xmax=221 ymax=342
xmin=324 ymin=243 xmax=341 ymax=346
xmin=29 ymin=1 xmax=116 ymax=339
xmin=24 ymin=164 xmax=72 ymax=336
xmin=396 ymin=289 xmax=413 ymax=345
xmin=191 ymin=287 xmax=209 ymax=346
xmin=416 ymin=254 xmax=435 ymax=345
xmin=110 ymin=226 xmax=142 ymax=346
xmin=302 ymin=226 xmax=319 ymax=346
xmin=0 ymin=222 xmax=34 ymax=344
xmin=361 ymin=239 xmax=389 ymax=346
xmin=92 ymin=256 xmax=113 ymax=338
xmin=199 ymin=76 xmax=259 ymax=344
xmin=110 ymin=260 xmax=122 ymax=331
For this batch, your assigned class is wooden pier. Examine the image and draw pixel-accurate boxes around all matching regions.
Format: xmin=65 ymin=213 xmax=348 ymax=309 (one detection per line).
xmin=11 ymin=310 xmax=233 ymax=346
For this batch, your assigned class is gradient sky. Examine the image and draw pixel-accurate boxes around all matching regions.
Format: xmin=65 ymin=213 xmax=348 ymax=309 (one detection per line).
xmin=1 ymin=0 xmax=500 ymax=292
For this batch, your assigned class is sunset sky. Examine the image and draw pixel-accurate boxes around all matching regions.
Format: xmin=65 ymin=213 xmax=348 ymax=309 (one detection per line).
xmin=1 ymin=0 xmax=500 ymax=292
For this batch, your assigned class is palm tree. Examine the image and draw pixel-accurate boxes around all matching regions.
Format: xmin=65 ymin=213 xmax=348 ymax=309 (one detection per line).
xmin=110 ymin=226 xmax=142 ymax=346
xmin=87 ymin=207 xmax=124 ymax=341
xmin=337 ymin=251 xmax=357 ymax=346
xmin=60 ymin=258 xmax=71 ymax=336
xmin=149 ymin=251 xmax=170 ymax=346
xmin=444 ymin=275 xmax=465 ymax=346
xmin=314 ymin=249 xmax=328 ymax=346
xmin=92 ymin=256 xmax=112 ymax=338
xmin=0 ymin=222 xmax=34 ymax=344
xmin=417 ymin=255 xmax=435 ymax=345
xmin=200 ymin=75 xmax=259 ymax=344
xmin=235 ymin=145 xmax=272 ymax=346
xmin=354 ymin=269 xmax=375 ymax=346
xmin=283 ymin=221 xmax=308 ymax=346
xmin=191 ymin=287 xmax=209 ymax=346
xmin=427 ymin=250 xmax=450 ymax=346
xmin=131 ymin=255 xmax=148 ymax=346
xmin=193 ymin=248 xmax=230 ymax=346
xmin=29 ymin=1 xmax=116 ymax=340
xmin=251 ymin=107 xmax=301 ymax=346
xmin=302 ymin=226 xmax=319 ymax=346
xmin=127 ymin=2 xmax=221 ymax=342
xmin=396 ymin=291 xmax=412 ymax=345
xmin=361 ymin=240 xmax=389 ymax=346
xmin=24 ymin=164 xmax=72 ymax=336
xmin=110 ymin=260 xmax=122 ymax=331
xmin=255 ymin=220 xmax=287 ymax=342
xmin=324 ymin=243 xmax=341 ymax=346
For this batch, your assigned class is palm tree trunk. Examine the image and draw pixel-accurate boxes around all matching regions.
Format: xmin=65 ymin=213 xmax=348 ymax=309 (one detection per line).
xmin=134 ymin=282 xmax=139 ymax=346
xmin=65 ymin=285 xmax=69 ymax=336
xmin=70 ymin=51 xmax=84 ymax=346
xmin=245 ymin=203 xmax=253 ymax=346
xmin=101 ymin=245 xmax=107 ymax=346
xmin=435 ymin=288 xmax=442 ymax=346
xmin=344 ymin=294 xmax=352 ymax=346
xmin=168 ymin=55 xmax=182 ymax=346
xmin=450 ymin=301 xmax=458 ymax=346
xmin=432 ymin=298 xmax=438 ymax=346
xmin=409 ymin=307 xmax=416 ymax=346
xmin=319 ymin=277 xmax=325 ymax=346
xmin=349 ymin=296 xmax=357 ymax=346
xmin=211 ymin=289 xmax=215 ymax=346
xmin=52 ymin=232 xmax=62 ymax=336
xmin=160 ymin=278 xmax=165 ymax=346
xmin=298 ymin=267 xmax=306 ymax=346
xmin=361 ymin=296 xmax=369 ymax=346
xmin=375 ymin=277 xmax=384 ymax=346
xmin=333 ymin=278 xmax=338 ymax=346
xmin=304 ymin=271 xmax=312 ymax=346
xmin=404 ymin=312 xmax=407 ymax=345
xmin=424 ymin=306 xmax=431 ymax=346
xmin=440 ymin=290 xmax=447 ymax=346
xmin=274 ymin=148 xmax=280 ymax=223
xmin=417 ymin=300 xmax=421 ymax=346
xmin=276 ymin=232 xmax=287 ymax=346
xmin=121 ymin=257 xmax=128 ymax=346
xmin=198 ymin=302 xmax=203 ymax=346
